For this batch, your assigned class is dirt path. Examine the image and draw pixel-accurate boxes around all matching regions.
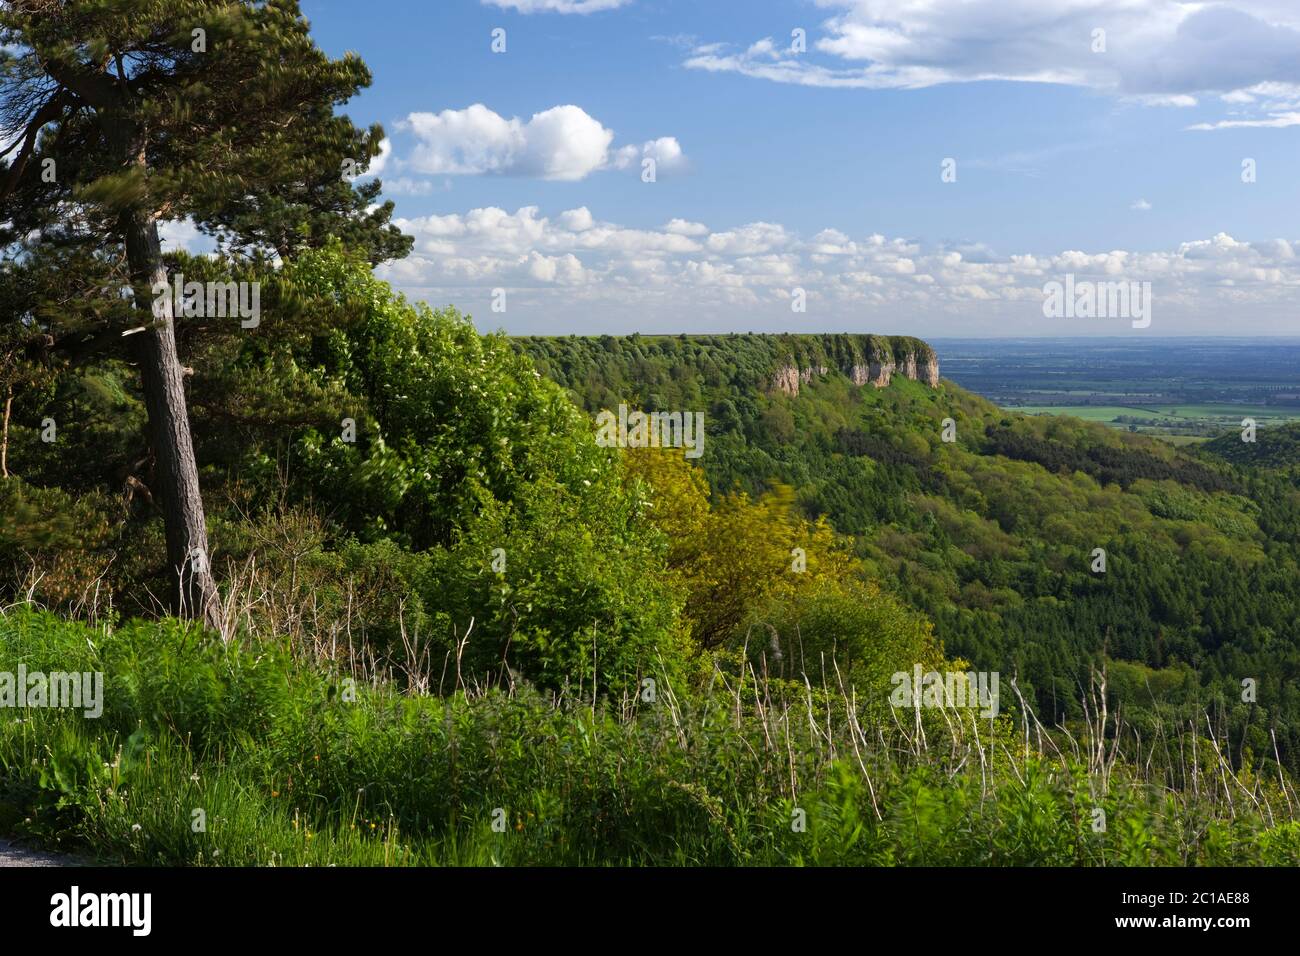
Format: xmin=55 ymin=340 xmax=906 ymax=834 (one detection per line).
xmin=0 ymin=838 xmax=75 ymax=867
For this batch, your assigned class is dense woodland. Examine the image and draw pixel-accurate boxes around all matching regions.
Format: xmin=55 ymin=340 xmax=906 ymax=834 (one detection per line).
xmin=521 ymin=334 xmax=1300 ymax=769
xmin=0 ymin=2 xmax=1297 ymax=866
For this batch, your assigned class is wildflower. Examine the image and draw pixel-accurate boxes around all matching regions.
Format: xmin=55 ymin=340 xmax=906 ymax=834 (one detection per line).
xmin=131 ymin=824 xmax=142 ymax=833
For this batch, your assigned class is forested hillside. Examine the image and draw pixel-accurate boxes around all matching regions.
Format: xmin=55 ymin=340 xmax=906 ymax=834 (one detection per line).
xmin=520 ymin=334 xmax=1300 ymax=768
xmin=1204 ymin=421 xmax=1300 ymax=470
xmin=2 ymin=2 xmax=1296 ymax=870
xmin=4 ymin=264 xmax=1298 ymax=863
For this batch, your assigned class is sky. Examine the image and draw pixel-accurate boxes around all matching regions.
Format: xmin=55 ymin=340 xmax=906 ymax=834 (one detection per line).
xmin=259 ymin=0 xmax=1300 ymax=337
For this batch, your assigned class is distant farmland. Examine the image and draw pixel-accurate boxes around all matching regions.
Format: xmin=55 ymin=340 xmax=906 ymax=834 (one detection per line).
xmin=1007 ymin=403 xmax=1300 ymax=441
xmin=936 ymin=338 xmax=1300 ymax=442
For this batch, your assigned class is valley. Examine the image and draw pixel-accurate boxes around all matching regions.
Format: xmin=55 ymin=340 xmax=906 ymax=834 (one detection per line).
xmin=935 ymin=337 xmax=1300 ymax=442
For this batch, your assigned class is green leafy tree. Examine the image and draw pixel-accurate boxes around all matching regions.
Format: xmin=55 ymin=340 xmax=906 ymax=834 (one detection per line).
xmin=213 ymin=247 xmax=688 ymax=691
xmin=0 ymin=0 xmax=405 ymax=624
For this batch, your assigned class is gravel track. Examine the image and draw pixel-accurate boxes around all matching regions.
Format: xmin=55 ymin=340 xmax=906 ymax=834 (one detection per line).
xmin=0 ymin=838 xmax=76 ymax=867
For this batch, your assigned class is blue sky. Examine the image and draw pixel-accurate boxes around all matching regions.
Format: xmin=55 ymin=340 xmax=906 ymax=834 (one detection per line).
xmin=286 ymin=0 xmax=1300 ymax=336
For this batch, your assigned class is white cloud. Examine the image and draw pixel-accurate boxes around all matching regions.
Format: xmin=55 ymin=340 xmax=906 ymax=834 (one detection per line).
xmin=664 ymin=218 xmax=708 ymax=236
xmin=158 ymin=218 xmax=215 ymax=254
xmin=641 ymin=136 xmax=687 ymax=171
xmin=612 ymin=136 xmax=687 ymax=172
xmin=1130 ymin=199 xmax=1152 ymax=211
xmin=377 ymin=206 xmax=1300 ymax=334
xmin=559 ymin=207 xmax=596 ymax=232
xmin=1129 ymin=94 xmax=1198 ymax=108
xmin=363 ymin=138 xmax=392 ymax=176
xmin=684 ymin=1 xmax=1300 ymax=126
xmin=400 ymin=104 xmax=610 ymax=181
xmin=515 ymin=105 xmax=616 ymax=180
xmin=396 ymin=104 xmax=683 ymax=181
xmin=481 ymin=0 xmax=630 ymax=13
xmin=527 ymin=251 xmax=586 ymax=283
xmin=1187 ymin=111 xmax=1300 ymax=130
xmin=705 ymin=222 xmax=790 ymax=256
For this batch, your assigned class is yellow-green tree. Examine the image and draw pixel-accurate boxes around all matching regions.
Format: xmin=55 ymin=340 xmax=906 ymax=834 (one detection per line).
xmin=625 ymin=450 xmax=857 ymax=648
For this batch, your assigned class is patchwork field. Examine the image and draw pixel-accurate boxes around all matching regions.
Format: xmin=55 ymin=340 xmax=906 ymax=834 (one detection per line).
xmin=1010 ymin=403 xmax=1300 ymax=440
xmin=936 ymin=339 xmax=1300 ymax=441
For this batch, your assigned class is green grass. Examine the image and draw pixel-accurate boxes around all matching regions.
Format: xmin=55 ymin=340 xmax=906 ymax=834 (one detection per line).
xmin=1010 ymin=405 xmax=1161 ymax=421
xmin=1005 ymin=404 xmax=1300 ymax=445
xmin=2 ymin=608 xmax=1298 ymax=866
xmin=1010 ymin=403 xmax=1300 ymax=424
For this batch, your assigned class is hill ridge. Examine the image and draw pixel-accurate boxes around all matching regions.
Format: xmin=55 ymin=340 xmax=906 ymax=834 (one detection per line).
xmin=514 ymin=332 xmax=940 ymax=409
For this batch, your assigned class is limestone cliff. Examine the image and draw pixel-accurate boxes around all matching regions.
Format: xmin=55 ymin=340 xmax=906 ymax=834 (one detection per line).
xmin=770 ymin=335 xmax=939 ymax=396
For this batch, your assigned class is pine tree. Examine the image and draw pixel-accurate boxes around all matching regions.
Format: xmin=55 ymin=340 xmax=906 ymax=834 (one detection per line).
xmin=0 ymin=0 xmax=404 ymax=625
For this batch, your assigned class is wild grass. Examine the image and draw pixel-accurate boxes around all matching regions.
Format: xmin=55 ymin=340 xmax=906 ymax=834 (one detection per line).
xmin=0 ymin=605 xmax=1297 ymax=866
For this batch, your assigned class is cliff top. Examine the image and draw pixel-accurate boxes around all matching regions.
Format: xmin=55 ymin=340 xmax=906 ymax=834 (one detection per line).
xmin=513 ymin=333 xmax=941 ymax=411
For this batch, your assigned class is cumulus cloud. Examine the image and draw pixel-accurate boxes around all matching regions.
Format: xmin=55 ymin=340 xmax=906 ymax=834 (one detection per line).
xmin=376 ymin=206 xmax=1300 ymax=335
xmin=705 ymin=222 xmax=790 ymax=256
xmin=342 ymin=138 xmax=392 ymax=182
xmin=158 ymin=218 xmax=204 ymax=252
xmin=395 ymin=104 xmax=683 ymax=181
xmin=683 ymin=1 xmax=1300 ymax=127
xmin=664 ymin=218 xmax=708 ymax=236
xmin=645 ymin=136 xmax=686 ymax=167
xmin=364 ymin=137 xmax=392 ymax=176
xmin=559 ymin=207 xmax=596 ymax=231
xmin=158 ymin=218 xmax=216 ymax=254
xmin=612 ymin=136 xmax=688 ymax=172
xmin=400 ymin=104 xmax=608 ymax=180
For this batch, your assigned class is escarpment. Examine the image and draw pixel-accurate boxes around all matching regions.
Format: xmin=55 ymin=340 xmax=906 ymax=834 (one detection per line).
xmin=511 ymin=332 xmax=941 ymax=412
xmin=770 ymin=335 xmax=940 ymax=396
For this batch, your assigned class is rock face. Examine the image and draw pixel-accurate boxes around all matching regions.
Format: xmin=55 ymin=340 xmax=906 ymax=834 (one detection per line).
xmin=921 ymin=353 xmax=940 ymax=387
xmin=773 ymin=364 xmax=801 ymax=396
xmin=772 ymin=335 xmax=939 ymax=396
xmin=776 ymin=364 xmax=831 ymax=395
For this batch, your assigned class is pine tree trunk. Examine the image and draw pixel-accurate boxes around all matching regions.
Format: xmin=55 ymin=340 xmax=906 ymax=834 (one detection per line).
xmin=1 ymin=387 xmax=11 ymax=479
xmin=122 ymin=211 xmax=221 ymax=629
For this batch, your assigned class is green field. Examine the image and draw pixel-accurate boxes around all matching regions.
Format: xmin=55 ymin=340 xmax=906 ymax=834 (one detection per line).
xmin=1007 ymin=404 xmax=1300 ymax=440
xmin=1010 ymin=403 xmax=1295 ymax=421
